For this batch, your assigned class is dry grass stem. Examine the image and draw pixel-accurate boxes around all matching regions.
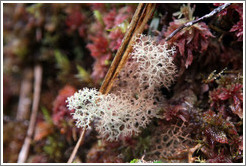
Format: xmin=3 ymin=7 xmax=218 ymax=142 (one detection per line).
xmin=17 ymin=65 xmax=42 ymax=163
xmin=100 ymin=3 xmax=156 ymax=94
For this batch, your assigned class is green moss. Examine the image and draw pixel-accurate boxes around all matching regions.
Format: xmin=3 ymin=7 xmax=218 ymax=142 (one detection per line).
xmin=130 ymin=158 xmax=139 ymax=163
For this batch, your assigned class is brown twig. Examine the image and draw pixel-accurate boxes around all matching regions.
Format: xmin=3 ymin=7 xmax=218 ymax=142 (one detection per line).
xmin=17 ymin=65 xmax=42 ymax=163
xmin=67 ymin=129 xmax=86 ymax=163
xmin=99 ymin=3 xmax=145 ymax=94
xmin=67 ymin=3 xmax=156 ymax=163
xmin=100 ymin=3 xmax=156 ymax=94
xmin=165 ymin=3 xmax=231 ymax=41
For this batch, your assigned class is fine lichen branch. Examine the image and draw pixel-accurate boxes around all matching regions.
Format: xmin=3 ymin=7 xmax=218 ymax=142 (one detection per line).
xmin=165 ymin=3 xmax=231 ymax=41
xmin=67 ymin=35 xmax=177 ymax=143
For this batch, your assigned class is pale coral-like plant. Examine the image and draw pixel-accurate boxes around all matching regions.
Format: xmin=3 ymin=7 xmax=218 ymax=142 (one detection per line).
xmin=67 ymin=34 xmax=177 ymax=141
xmin=147 ymin=122 xmax=194 ymax=161
xmin=66 ymin=88 xmax=102 ymax=129
xmin=131 ymin=34 xmax=177 ymax=89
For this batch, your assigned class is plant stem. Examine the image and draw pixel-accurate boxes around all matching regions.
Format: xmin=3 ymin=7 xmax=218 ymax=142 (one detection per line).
xmin=67 ymin=129 xmax=86 ymax=163
xmin=165 ymin=3 xmax=231 ymax=41
xmin=17 ymin=64 xmax=42 ymax=163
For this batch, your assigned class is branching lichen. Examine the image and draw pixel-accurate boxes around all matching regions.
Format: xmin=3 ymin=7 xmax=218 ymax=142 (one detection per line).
xmin=67 ymin=34 xmax=177 ymax=141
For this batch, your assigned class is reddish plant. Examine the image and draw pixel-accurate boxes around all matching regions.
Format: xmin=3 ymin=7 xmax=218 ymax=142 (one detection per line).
xmin=66 ymin=10 xmax=87 ymax=37
xmin=86 ymin=35 xmax=109 ymax=58
xmin=203 ymin=110 xmax=239 ymax=151
xmin=52 ymin=85 xmax=76 ymax=125
xmin=229 ymin=4 xmax=243 ymax=41
xmin=210 ymin=83 xmax=243 ymax=119
xmin=214 ymin=3 xmax=243 ymax=41
xmin=207 ymin=149 xmax=232 ymax=163
xmin=86 ymin=35 xmax=111 ymax=82
xmin=86 ymin=5 xmax=135 ymax=83
xmin=103 ymin=8 xmax=117 ymax=29
xmin=52 ymin=85 xmax=78 ymax=141
xmin=164 ymin=4 xmax=214 ymax=68
xmin=89 ymin=3 xmax=107 ymax=12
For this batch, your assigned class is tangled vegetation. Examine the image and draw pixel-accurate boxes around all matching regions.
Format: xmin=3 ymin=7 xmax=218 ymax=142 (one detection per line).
xmin=3 ymin=3 xmax=243 ymax=163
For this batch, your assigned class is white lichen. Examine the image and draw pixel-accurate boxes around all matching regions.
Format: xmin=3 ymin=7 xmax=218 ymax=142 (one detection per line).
xmin=67 ymin=34 xmax=177 ymax=141
xmin=66 ymin=88 xmax=102 ymax=129
xmin=131 ymin=34 xmax=177 ymax=89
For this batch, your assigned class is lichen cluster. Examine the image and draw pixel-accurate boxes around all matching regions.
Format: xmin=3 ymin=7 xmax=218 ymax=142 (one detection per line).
xmin=67 ymin=35 xmax=177 ymax=141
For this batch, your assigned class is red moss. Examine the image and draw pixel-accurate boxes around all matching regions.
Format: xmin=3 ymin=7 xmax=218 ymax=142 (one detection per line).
xmin=108 ymin=29 xmax=125 ymax=51
xmin=52 ymin=85 xmax=77 ymax=139
xmin=91 ymin=55 xmax=111 ymax=83
xmin=89 ymin=3 xmax=107 ymax=12
xmin=164 ymin=105 xmax=189 ymax=122
xmin=204 ymin=126 xmax=228 ymax=146
xmin=214 ymin=3 xmax=243 ymax=41
xmin=86 ymin=35 xmax=109 ymax=58
xmin=164 ymin=4 xmax=214 ymax=68
xmin=210 ymin=83 xmax=243 ymax=118
xmin=207 ymin=149 xmax=232 ymax=163
xmin=164 ymin=89 xmax=197 ymax=122
xmin=103 ymin=8 xmax=117 ymax=29
xmin=66 ymin=10 xmax=87 ymax=37
xmin=202 ymin=108 xmax=240 ymax=159
xmin=86 ymin=5 xmax=135 ymax=83
xmin=230 ymin=7 xmax=243 ymax=41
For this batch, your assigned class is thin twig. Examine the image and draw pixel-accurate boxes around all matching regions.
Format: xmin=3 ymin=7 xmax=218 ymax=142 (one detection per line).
xmin=165 ymin=3 xmax=231 ymax=41
xmin=17 ymin=65 xmax=42 ymax=163
xmin=67 ymin=129 xmax=86 ymax=163
xmin=67 ymin=3 xmax=156 ymax=163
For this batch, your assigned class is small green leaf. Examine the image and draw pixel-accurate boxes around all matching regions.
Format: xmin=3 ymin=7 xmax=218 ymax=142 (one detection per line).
xmin=104 ymin=60 xmax=111 ymax=66
xmin=54 ymin=49 xmax=70 ymax=73
xmin=41 ymin=107 xmax=52 ymax=124
xmin=153 ymin=160 xmax=162 ymax=163
xmin=94 ymin=10 xmax=104 ymax=26
xmin=75 ymin=65 xmax=91 ymax=83
xmin=130 ymin=159 xmax=139 ymax=163
xmin=26 ymin=4 xmax=43 ymax=18
xmin=107 ymin=20 xmax=129 ymax=33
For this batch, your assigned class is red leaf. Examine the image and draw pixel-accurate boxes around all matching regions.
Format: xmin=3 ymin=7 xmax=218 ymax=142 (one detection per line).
xmin=185 ymin=49 xmax=193 ymax=68
xmin=177 ymin=37 xmax=186 ymax=56
xmin=230 ymin=96 xmax=243 ymax=118
xmin=217 ymin=90 xmax=230 ymax=100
